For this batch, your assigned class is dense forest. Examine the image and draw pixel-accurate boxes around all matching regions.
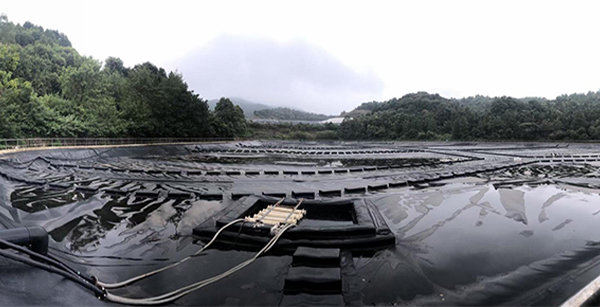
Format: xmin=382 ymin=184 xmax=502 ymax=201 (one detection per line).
xmin=339 ymin=91 xmax=600 ymax=141
xmin=0 ymin=15 xmax=245 ymax=138
xmin=253 ymin=107 xmax=331 ymax=121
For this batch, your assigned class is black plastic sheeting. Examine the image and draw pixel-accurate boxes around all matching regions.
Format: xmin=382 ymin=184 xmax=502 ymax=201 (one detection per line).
xmin=2 ymin=142 xmax=600 ymax=305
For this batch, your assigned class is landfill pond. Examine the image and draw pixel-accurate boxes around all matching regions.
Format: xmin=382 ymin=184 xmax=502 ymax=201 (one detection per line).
xmin=2 ymin=141 xmax=600 ymax=305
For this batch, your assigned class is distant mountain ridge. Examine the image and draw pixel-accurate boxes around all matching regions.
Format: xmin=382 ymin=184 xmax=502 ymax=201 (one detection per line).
xmin=253 ymin=107 xmax=333 ymax=121
xmin=207 ymin=97 xmax=272 ymax=119
xmin=208 ymin=97 xmax=333 ymax=121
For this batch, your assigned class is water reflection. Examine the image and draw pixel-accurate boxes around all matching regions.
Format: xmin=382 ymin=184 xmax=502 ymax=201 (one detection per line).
xmin=366 ymin=182 xmax=600 ymax=304
xmin=8 ymin=184 xmax=224 ymax=256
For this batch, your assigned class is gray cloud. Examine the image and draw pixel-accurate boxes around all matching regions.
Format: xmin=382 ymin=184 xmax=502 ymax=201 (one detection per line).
xmin=169 ymin=35 xmax=384 ymax=114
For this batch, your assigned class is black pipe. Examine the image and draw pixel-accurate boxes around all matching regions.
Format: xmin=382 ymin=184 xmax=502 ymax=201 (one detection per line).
xmin=0 ymin=236 xmax=96 ymax=284
xmin=0 ymin=248 xmax=105 ymax=298
xmin=0 ymin=226 xmax=49 ymax=254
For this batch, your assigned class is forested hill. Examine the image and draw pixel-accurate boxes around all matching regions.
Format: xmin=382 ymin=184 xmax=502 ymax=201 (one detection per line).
xmin=339 ymin=91 xmax=600 ymax=141
xmin=0 ymin=15 xmax=246 ymax=138
xmin=253 ymin=107 xmax=332 ymax=121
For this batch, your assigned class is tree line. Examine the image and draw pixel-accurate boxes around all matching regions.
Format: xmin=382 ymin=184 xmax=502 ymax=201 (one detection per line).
xmin=0 ymin=15 xmax=246 ymax=139
xmin=338 ymin=91 xmax=600 ymax=141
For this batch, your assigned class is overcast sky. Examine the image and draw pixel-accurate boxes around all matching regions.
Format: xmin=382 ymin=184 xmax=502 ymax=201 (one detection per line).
xmin=3 ymin=0 xmax=600 ymax=114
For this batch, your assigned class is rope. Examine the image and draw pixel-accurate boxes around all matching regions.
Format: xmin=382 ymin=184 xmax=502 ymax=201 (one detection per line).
xmin=257 ymin=197 xmax=285 ymax=222
xmin=282 ymin=198 xmax=304 ymax=224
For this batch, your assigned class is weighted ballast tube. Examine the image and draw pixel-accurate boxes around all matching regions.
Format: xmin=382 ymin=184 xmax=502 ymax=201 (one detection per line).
xmin=0 ymin=226 xmax=49 ymax=254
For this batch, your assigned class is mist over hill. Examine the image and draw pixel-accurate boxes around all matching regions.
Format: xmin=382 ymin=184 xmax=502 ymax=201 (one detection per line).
xmin=208 ymin=97 xmax=272 ymax=119
xmin=208 ymin=97 xmax=334 ymax=121
xmin=171 ymin=35 xmax=385 ymax=114
xmin=253 ymin=107 xmax=333 ymax=121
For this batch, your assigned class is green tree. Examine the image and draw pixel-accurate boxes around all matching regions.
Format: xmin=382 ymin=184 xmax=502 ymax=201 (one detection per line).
xmin=212 ymin=98 xmax=247 ymax=137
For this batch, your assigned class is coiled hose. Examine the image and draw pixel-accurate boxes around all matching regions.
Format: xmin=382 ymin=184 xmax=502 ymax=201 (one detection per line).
xmin=96 ymin=218 xmax=246 ymax=289
xmin=96 ymin=197 xmax=287 ymax=290
xmin=104 ymin=223 xmax=295 ymax=305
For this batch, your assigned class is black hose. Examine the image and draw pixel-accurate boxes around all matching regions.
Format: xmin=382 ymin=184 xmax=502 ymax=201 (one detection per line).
xmin=0 ymin=248 xmax=105 ymax=298
xmin=227 ymin=221 xmax=246 ymax=250
xmin=48 ymin=246 xmax=171 ymax=261
xmin=0 ymin=238 xmax=96 ymax=284
xmin=46 ymin=252 xmax=97 ymax=284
